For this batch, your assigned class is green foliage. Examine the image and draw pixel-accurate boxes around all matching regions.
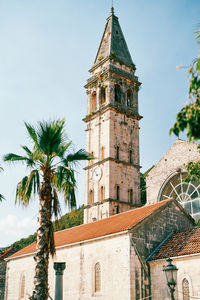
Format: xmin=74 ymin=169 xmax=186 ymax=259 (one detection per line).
xmin=140 ymin=166 xmax=154 ymax=205
xmin=4 ymin=207 xmax=84 ymax=251
xmin=185 ymin=160 xmax=200 ymax=182
xmin=170 ymin=27 xmax=200 ymax=141
xmin=196 ymin=218 xmax=200 ymax=228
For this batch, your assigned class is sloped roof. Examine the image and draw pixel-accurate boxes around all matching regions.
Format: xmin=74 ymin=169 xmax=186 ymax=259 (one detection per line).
xmin=9 ymin=199 xmax=172 ymax=260
xmin=93 ymin=8 xmax=134 ymax=68
xmin=150 ymin=227 xmax=200 ymax=261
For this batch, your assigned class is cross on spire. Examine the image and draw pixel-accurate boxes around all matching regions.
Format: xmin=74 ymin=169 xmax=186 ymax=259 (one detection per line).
xmin=111 ymin=0 xmax=114 ymax=14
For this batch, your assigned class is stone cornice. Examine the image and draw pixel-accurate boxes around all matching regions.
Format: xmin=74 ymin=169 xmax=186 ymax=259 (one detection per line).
xmin=82 ymin=103 xmax=143 ymax=122
xmin=84 ymin=198 xmax=141 ymax=209
xmin=84 ymin=157 xmax=141 ymax=170
xmin=89 ymin=56 xmax=135 ymax=74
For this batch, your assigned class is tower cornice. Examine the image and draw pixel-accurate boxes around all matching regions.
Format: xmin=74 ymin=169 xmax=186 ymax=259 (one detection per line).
xmin=83 ymin=156 xmax=141 ymax=171
xmin=83 ymin=103 xmax=143 ymax=123
xmin=85 ymin=64 xmax=140 ymax=89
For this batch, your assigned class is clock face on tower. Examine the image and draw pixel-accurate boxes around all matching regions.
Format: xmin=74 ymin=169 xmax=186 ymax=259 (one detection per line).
xmin=92 ymin=166 xmax=102 ymax=182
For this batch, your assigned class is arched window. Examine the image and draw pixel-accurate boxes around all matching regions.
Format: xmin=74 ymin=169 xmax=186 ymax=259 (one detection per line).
xmin=94 ymin=262 xmax=101 ymax=292
xmin=115 ymin=84 xmax=121 ymax=103
xmin=100 ymin=186 xmax=104 ymax=201
xmin=129 ymin=150 xmax=133 ymax=164
xmin=116 ymin=146 xmax=119 ymax=160
xmin=89 ymin=190 xmax=94 ymax=205
xmin=101 ymin=87 xmax=106 ymax=104
xmin=19 ymin=274 xmax=25 ymax=299
xmin=101 ymin=146 xmax=104 ymax=160
xmin=91 ymin=91 xmax=96 ymax=111
xmin=182 ymin=278 xmax=190 ymax=300
xmin=116 ymin=185 xmax=120 ymax=200
xmin=127 ymin=89 xmax=132 ymax=107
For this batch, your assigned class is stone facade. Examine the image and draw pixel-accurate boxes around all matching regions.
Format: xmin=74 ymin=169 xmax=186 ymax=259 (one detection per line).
xmin=5 ymin=233 xmax=132 ymax=300
xmin=84 ymin=9 xmax=142 ymax=223
xmin=5 ymin=200 xmax=195 ymax=300
xmin=130 ymin=201 xmax=194 ymax=300
xmin=146 ymin=139 xmax=200 ymax=204
xmin=150 ymin=255 xmax=200 ymax=300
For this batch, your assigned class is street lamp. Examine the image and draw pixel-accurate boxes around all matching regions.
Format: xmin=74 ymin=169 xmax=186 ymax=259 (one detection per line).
xmin=163 ymin=257 xmax=178 ymax=300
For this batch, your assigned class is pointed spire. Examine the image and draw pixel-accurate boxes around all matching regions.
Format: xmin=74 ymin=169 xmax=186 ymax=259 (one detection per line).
xmin=91 ymin=9 xmax=134 ymax=70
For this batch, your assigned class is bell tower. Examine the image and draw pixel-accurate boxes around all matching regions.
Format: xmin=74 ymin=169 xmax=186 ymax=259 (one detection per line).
xmin=83 ymin=8 xmax=142 ymax=224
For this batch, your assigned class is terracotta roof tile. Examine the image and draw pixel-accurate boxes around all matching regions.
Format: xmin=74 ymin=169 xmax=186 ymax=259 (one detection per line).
xmin=9 ymin=200 xmax=170 ymax=260
xmin=150 ymin=227 xmax=200 ymax=260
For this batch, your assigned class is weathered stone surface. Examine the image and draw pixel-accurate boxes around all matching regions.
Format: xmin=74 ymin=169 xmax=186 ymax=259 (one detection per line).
xmin=146 ymin=139 xmax=200 ymax=204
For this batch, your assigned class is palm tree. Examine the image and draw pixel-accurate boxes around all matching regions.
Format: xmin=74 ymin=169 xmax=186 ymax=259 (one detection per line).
xmin=4 ymin=119 xmax=91 ymax=300
xmin=0 ymin=166 xmax=5 ymax=201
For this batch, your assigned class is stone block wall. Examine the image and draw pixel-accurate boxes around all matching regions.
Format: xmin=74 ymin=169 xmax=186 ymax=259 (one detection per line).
xmin=132 ymin=201 xmax=194 ymax=259
xmin=150 ymin=255 xmax=200 ymax=300
xmin=129 ymin=201 xmax=194 ymax=300
xmin=146 ymin=139 xmax=200 ymax=204
xmin=6 ymin=233 xmax=131 ymax=300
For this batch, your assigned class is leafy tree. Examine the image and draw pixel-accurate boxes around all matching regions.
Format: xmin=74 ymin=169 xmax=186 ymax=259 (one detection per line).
xmin=4 ymin=119 xmax=91 ymax=300
xmin=170 ymin=27 xmax=200 ymax=141
xmin=170 ymin=27 xmax=200 ymax=182
xmin=0 ymin=166 xmax=5 ymax=201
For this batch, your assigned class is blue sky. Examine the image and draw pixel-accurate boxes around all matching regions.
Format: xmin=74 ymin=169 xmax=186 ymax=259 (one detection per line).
xmin=0 ymin=0 xmax=199 ymax=247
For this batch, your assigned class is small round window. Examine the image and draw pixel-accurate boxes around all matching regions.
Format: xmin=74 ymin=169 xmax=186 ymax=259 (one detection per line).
xmin=159 ymin=172 xmax=200 ymax=220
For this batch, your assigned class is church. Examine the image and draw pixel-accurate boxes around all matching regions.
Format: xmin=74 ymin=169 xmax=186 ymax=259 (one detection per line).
xmin=4 ymin=8 xmax=200 ymax=300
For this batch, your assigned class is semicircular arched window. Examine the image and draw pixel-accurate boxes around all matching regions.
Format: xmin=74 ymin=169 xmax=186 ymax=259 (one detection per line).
xmin=159 ymin=172 xmax=200 ymax=220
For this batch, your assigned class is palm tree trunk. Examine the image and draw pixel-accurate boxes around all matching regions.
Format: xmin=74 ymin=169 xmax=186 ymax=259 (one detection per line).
xmin=30 ymin=167 xmax=52 ymax=300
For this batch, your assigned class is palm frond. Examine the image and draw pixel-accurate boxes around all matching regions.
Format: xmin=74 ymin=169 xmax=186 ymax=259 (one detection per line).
xmin=52 ymin=188 xmax=61 ymax=220
xmin=25 ymin=122 xmax=39 ymax=147
xmin=4 ymin=153 xmax=31 ymax=164
xmin=0 ymin=194 xmax=5 ymax=201
xmin=54 ymin=166 xmax=77 ymax=209
xmin=37 ymin=119 xmax=66 ymax=157
xmin=56 ymin=141 xmax=72 ymax=158
xmin=15 ymin=170 xmax=40 ymax=206
xmin=65 ymin=149 xmax=93 ymax=165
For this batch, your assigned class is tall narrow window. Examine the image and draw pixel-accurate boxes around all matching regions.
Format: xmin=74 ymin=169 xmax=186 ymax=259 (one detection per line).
xmin=116 ymin=205 xmax=120 ymax=214
xmin=101 ymin=146 xmax=104 ymax=160
xmin=101 ymin=87 xmax=106 ymax=104
xmin=127 ymin=89 xmax=132 ymax=107
xmin=19 ymin=274 xmax=25 ymax=299
xmin=129 ymin=150 xmax=133 ymax=164
xmin=90 ymin=151 xmax=94 ymax=165
xmin=94 ymin=263 xmax=101 ymax=292
xmin=116 ymin=146 xmax=119 ymax=160
xmin=129 ymin=189 xmax=133 ymax=204
xmin=116 ymin=185 xmax=120 ymax=200
xmin=100 ymin=186 xmax=104 ymax=202
xmin=182 ymin=278 xmax=190 ymax=300
xmin=115 ymin=84 xmax=121 ymax=103
xmin=89 ymin=190 xmax=94 ymax=205
xmin=91 ymin=91 xmax=96 ymax=111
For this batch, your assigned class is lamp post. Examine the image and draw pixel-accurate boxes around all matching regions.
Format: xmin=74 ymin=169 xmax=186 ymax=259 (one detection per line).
xmin=163 ymin=257 xmax=178 ymax=300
